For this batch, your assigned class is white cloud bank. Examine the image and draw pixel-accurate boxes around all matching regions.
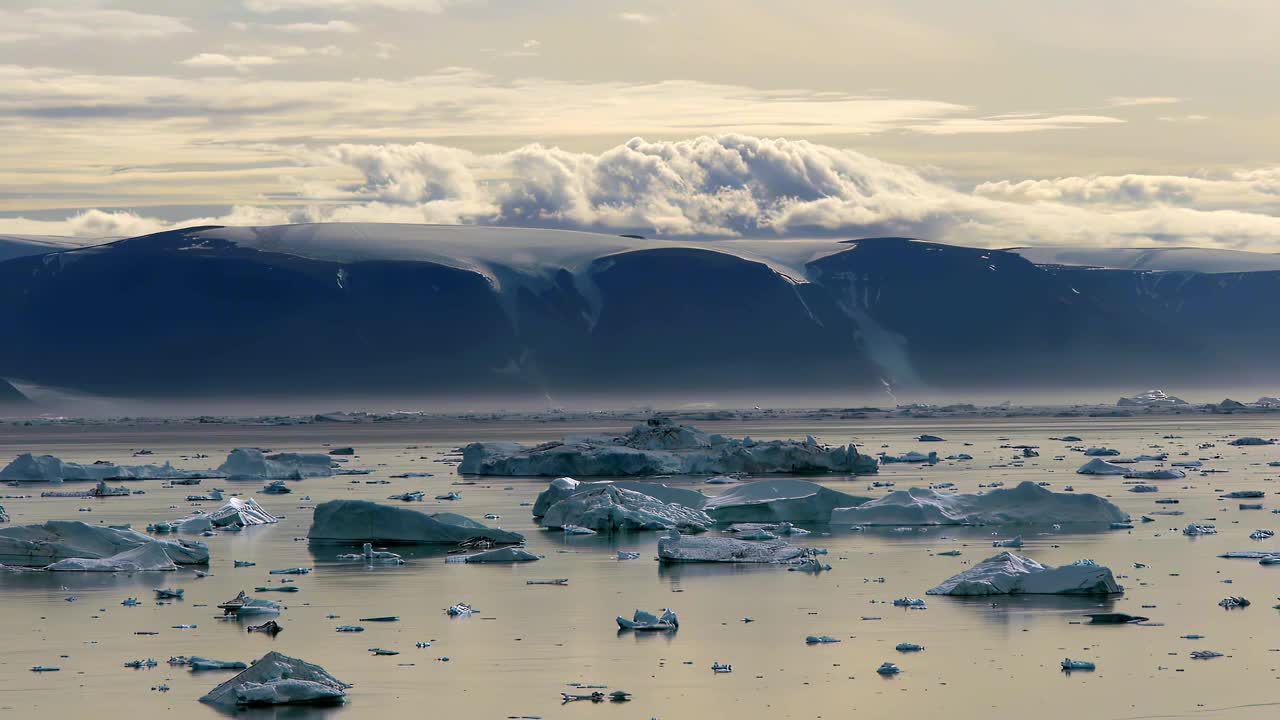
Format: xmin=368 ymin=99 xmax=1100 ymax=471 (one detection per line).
xmin=5 ymin=135 xmax=1280 ymax=252
xmin=0 ymin=8 xmax=193 ymax=43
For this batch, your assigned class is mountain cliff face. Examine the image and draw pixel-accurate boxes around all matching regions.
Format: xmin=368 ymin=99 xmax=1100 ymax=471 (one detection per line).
xmin=0 ymin=224 xmax=1266 ymax=400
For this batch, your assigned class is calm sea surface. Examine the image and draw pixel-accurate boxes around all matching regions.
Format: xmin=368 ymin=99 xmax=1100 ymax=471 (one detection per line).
xmin=1 ymin=416 xmax=1278 ymax=719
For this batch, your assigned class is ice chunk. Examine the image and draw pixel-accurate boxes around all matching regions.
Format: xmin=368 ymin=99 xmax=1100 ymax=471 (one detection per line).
xmin=540 ymin=485 xmax=713 ymax=533
xmin=216 ymin=449 xmax=333 ymax=480
xmin=459 ymin=546 xmax=539 ymax=563
xmin=307 ymin=500 xmax=524 ymax=545
xmin=1123 ymin=468 xmax=1186 ymax=480
xmin=531 ymin=477 xmax=708 ymax=517
xmin=1076 ymin=458 xmax=1129 ymax=475
xmin=703 ymin=479 xmax=869 ymax=524
xmin=806 ymin=635 xmax=841 ymax=644
xmin=0 ymin=453 xmax=204 ymax=483
xmin=1229 ymin=437 xmax=1272 ymax=446
xmin=199 ymin=651 xmax=348 ymax=707
xmin=617 ymin=608 xmax=678 ymax=631
xmin=1084 ymin=447 xmax=1121 ymax=456
xmin=879 ymin=451 xmax=938 ymax=464
xmin=991 ymin=535 xmax=1024 ymax=548
xmin=1061 ymin=659 xmax=1096 ymax=671
xmin=657 ymin=528 xmax=816 ymax=563
xmin=926 ymin=552 xmax=1121 ymax=596
xmin=830 ymin=481 xmax=1127 ymax=526
xmin=459 ymin=418 xmax=878 ymax=476
xmin=1183 ymin=523 xmax=1217 ymax=536
xmin=1116 ymin=389 xmax=1187 ymax=407
xmin=0 ymin=520 xmax=207 ymax=567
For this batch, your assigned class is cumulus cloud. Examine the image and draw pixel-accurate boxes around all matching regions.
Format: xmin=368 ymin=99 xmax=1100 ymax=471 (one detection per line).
xmin=9 ymin=135 xmax=1280 ymax=252
xmin=181 ymin=53 xmax=280 ymax=72
xmin=1106 ymin=96 xmax=1183 ymax=107
xmin=279 ymin=20 xmax=360 ymax=32
xmin=619 ymin=12 xmax=655 ymax=24
xmin=0 ymin=8 xmax=193 ymax=43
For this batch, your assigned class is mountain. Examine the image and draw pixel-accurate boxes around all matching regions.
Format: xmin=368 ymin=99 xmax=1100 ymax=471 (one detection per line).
xmin=0 ymin=223 xmax=1270 ymax=401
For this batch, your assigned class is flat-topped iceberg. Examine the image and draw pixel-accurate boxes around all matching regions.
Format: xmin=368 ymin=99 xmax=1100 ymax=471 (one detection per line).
xmin=459 ymin=417 xmax=878 ymax=476
xmin=540 ymin=485 xmax=713 ymax=533
xmin=1123 ymin=468 xmax=1186 ymax=480
xmin=702 ymin=479 xmax=869 ymax=524
xmin=657 ymin=528 xmax=815 ymax=563
xmin=926 ymin=552 xmax=1122 ymax=596
xmin=199 ymin=651 xmax=349 ymax=708
xmin=217 ymin=449 xmax=333 ymax=480
xmin=532 ymin=477 xmax=707 ymax=517
xmin=0 ymin=520 xmax=208 ymax=567
xmin=0 ymin=453 xmax=204 ymax=483
xmin=307 ymin=500 xmax=524 ymax=545
xmin=830 ymin=481 xmax=1127 ymax=526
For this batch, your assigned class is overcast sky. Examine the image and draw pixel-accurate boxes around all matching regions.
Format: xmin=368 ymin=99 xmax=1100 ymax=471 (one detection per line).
xmin=2 ymin=0 xmax=1279 ymax=248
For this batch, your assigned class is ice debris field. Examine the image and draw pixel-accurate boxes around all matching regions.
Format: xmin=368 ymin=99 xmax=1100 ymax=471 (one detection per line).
xmin=2 ymin=411 xmax=1280 ymax=719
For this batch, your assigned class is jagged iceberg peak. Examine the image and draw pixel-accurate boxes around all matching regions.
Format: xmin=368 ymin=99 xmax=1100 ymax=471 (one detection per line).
xmin=459 ymin=417 xmax=878 ymax=476
xmin=1117 ymin=389 xmax=1188 ymax=407
xmin=926 ymin=551 xmax=1122 ymax=596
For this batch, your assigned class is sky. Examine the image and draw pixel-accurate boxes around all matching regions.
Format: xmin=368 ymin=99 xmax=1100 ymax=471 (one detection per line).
xmin=1 ymin=0 xmax=1279 ymax=248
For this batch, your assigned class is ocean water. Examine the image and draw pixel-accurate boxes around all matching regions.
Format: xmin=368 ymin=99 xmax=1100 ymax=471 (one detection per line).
xmin=1 ymin=416 xmax=1278 ymax=719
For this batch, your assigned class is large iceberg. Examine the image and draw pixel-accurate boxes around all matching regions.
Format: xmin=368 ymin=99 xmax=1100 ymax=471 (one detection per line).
xmin=702 ymin=479 xmax=868 ymax=524
xmin=216 ymin=449 xmax=333 ymax=480
xmin=657 ymin=528 xmax=814 ymax=563
xmin=199 ymin=652 xmax=349 ymax=708
xmin=0 ymin=453 xmax=204 ymax=483
xmin=307 ymin=500 xmax=524 ymax=545
xmin=926 ymin=552 xmax=1122 ymax=596
xmin=169 ymin=497 xmax=278 ymax=534
xmin=540 ymin=485 xmax=713 ymax=533
xmin=44 ymin=542 xmax=178 ymax=572
xmin=0 ymin=520 xmax=208 ymax=567
xmin=532 ymin=477 xmax=707 ymax=517
xmin=830 ymin=481 xmax=1128 ymax=526
xmin=459 ymin=418 xmax=878 ymax=476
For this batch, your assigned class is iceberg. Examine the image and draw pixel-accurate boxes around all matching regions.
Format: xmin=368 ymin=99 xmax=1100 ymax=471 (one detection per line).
xmin=702 ymin=479 xmax=869 ymax=524
xmin=616 ymin=608 xmax=678 ymax=631
xmin=1229 ymin=437 xmax=1272 ymax=446
xmin=1123 ymin=468 xmax=1186 ymax=480
xmin=926 ymin=552 xmax=1122 ymax=596
xmin=879 ymin=451 xmax=938 ymax=464
xmin=44 ymin=542 xmax=179 ymax=572
xmin=0 ymin=453 xmax=205 ymax=483
xmin=531 ymin=476 xmax=707 ymax=517
xmin=307 ymin=500 xmax=524 ymax=545
xmin=1117 ymin=389 xmax=1188 ymax=407
xmin=0 ymin=520 xmax=208 ymax=567
xmin=540 ymin=485 xmax=713 ymax=533
xmin=0 ymin=505 xmax=7 ymax=523
xmin=657 ymin=528 xmax=816 ymax=563
xmin=1075 ymin=458 xmax=1129 ymax=475
xmin=216 ymin=449 xmax=333 ymax=480
xmin=199 ymin=651 xmax=349 ymax=708
xmin=830 ymin=481 xmax=1127 ymax=526
xmin=1084 ymin=447 xmax=1121 ymax=456
xmin=459 ymin=418 xmax=878 ymax=476
xmin=459 ymin=546 xmax=539 ymax=563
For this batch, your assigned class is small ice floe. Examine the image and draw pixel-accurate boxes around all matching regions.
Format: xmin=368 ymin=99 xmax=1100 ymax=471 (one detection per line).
xmin=1249 ymin=529 xmax=1274 ymax=540
xmin=879 ymin=451 xmax=938 ymax=464
xmin=254 ymin=585 xmax=299 ymax=593
xmin=434 ymin=492 xmax=461 ymax=501
xmin=483 ymin=513 xmax=500 ymax=520
xmin=122 ymin=597 xmax=141 ymax=606
xmin=1084 ymin=447 xmax=1120 ymax=456
xmin=1229 ymin=437 xmax=1272 ymax=446
xmin=1086 ymin=613 xmax=1147 ymax=624
xmin=124 ymin=659 xmax=158 ymax=669
xmin=154 ymin=588 xmax=184 ymax=599
xmin=359 ymin=616 xmax=399 ymax=622
xmin=1190 ymin=650 xmax=1224 ymax=659
xmin=388 ymin=491 xmax=424 ymax=502
xmin=893 ymin=597 xmax=927 ymax=609
xmin=247 ymin=620 xmax=282 ymax=635
xmin=526 ymin=578 xmax=568 ymax=586
xmin=992 ymin=535 xmax=1023 ymax=548
xmin=876 ymin=662 xmax=901 ymax=675
xmin=617 ymin=608 xmax=678 ymax=632
xmin=895 ymin=643 xmax=924 ymax=652
xmin=917 ymin=434 xmax=945 ymax=442
xmin=30 ymin=666 xmax=60 ymax=672
xmin=1061 ymin=658 xmax=1096 ymax=671
xmin=218 ymin=591 xmax=279 ymax=617
xmin=616 ymin=551 xmax=641 ymax=560
xmin=445 ymin=603 xmax=475 ymax=617
xmin=805 ymin=635 xmax=840 ymax=644
xmin=187 ymin=658 xmax=247 ymax=671
xmin=788 ymin=557 xmax=832 ymax=573
xmin=336 ymin=626 xmax=364 ymax=633
xmin=937 ymin=550 xmax=962 ymax=557
xmin=562 ymin=524 xmax=597 ymax=536
xmin=234 ymin=560 xmax=256 ymax=568
xmin=268 ymin=567 xmax=311 ymax=575
xmin=261 ymin=481 xmax=291 ymax=495
xmin=1218 ymin=596 xmax=1250 ymax=608
xmin=705 ymin=475 xmax=738 ymax=485
xmin=1183 ymin=524 xmax=1217 ymax=536
xmin=368 ymin=648 xmax=399 ymax=656
xmin=711 ymin=662 xmax=732 ymax=673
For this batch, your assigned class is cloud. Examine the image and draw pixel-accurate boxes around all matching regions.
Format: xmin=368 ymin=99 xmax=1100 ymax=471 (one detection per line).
xmin=1106 ymin=96 xmax=1183 ymax=107
xmin=8 ymin=135 xmax=1280 ymax=252
xmin=0 ymin=8 xmax=193 ymax=43
xmin=279 ymin=20 xmax=360 ymax=32
xmin=619 ymin=12 xmax=655 ymax=24
xmin=909 ymin=114 xmax=1124 ymax=135
xmin=244 ymin=0 xmax=466 ymax=12
xmin=181 ymin=54 xmax=281 ymax=72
